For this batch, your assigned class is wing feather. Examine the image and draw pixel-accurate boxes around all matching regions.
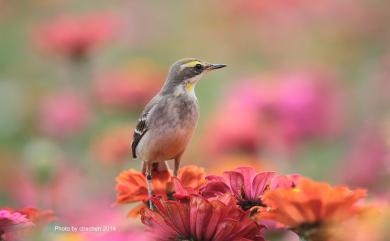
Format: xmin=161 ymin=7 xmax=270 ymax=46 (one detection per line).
xmin=131 ymin=98 xmax=159 ymax=158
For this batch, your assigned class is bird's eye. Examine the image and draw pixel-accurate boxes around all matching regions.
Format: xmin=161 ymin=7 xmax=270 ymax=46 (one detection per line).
xmin=194 ymin=64 xmax=203 ymax=71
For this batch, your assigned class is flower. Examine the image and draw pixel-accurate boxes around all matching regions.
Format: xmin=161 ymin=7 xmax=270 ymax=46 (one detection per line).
xmin=38 ymin=91 xmax=90 ymax=138
xmin=0 ymin=209 xmax=34 ymax=240
xmin=94 ymin=62 xmax=163 ymax=109
xmin=330 ymin=202 xmax=390 ymax=241
xmin=35 ymin=13 xmax=117 ymax=59
xmin=204 ymin=83 xmax=264 ymax=156
xmin=141 ymin=194 xmax=264 ymax=241
xmin=205 ymin=72 xmax=343 ymax=156
xmin=258 ymin=178 xmax=366 ymax=241
xmin=0 ymin=208 xmax=54 ymax=240
xmin=201 ymin=167 xmax=298 ymax=211
xmin=0 ymin=209 xmax=33 ymax=239
xmin=115 ymin=166 xmax=206 ymax=216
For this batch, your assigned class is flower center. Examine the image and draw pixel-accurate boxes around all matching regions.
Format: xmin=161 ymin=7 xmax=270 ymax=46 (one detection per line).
xmin=292 ymin=221 xmax=323 ymax=241
xmin=238 ymin=199 xmax=266 ymax=211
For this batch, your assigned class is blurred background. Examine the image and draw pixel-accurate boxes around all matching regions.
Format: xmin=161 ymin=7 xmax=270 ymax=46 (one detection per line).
xmin=0 ymin=0 xmax=390 ymax=240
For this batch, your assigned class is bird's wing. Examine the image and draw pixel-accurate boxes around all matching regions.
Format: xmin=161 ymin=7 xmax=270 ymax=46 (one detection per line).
xmin=131 ymin=98 xmax=158 ymax=159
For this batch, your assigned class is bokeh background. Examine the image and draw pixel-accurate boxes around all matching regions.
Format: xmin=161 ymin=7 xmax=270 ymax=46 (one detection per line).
xmin=0 ymin=0 xmax=390 ymax=240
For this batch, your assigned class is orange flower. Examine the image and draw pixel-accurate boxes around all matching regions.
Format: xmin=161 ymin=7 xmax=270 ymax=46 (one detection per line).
xmin=257 ymin=178 xmax=366 ymax=241
xmin=115 ymin=166 xmax=206 ymax=217
xmin=330 ymin=202 xmax=390 ymax=241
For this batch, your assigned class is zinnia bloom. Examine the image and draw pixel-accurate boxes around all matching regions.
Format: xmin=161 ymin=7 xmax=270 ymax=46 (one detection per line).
xmin=35 ymin=13 xmax=117 ymax=59
xmin=0 ymin=209 xmax=33 ymax=240
xmin=201 ymin=167 xmax=298 ymax=211
xmin=205 ymin=72 xmax=343 ymax=156
xmin=115 ymin=166 xmax=206 ymax=216
xmin=258 ymin=178 xmax=367 ymax=241
xmin=331 ymin=202 xmax=389 ymax=241
xmin=141 ymin=194 xmax=264 ymax=241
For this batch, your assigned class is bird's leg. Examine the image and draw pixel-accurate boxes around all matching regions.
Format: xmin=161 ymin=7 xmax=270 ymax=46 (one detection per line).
xmin=145 ymin=161 xmax=153 ymax=209
xmin=173 ymin=154 xmax=182 ymax=177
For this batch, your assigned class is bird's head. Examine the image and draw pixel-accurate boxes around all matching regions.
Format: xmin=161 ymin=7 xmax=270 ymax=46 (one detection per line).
xmin=163 ymin=58 xmax=226 ymax=94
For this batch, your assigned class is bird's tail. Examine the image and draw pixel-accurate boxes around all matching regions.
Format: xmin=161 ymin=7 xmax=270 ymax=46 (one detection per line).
xmin=142 ymin=161 xmax=170 ymax=175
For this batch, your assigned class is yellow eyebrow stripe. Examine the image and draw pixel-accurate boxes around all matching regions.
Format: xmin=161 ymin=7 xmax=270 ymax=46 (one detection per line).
xmin=182 ymin=61 xmax=202 ymax=68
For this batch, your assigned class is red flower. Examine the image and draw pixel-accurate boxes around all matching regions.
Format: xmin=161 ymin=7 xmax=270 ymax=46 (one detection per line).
xmin=141 ymin=194 xmax=264 ymax=241
xmin=35 ymin=13 xmax=117 ymax=59
xmin=201 ymin=167 xmax=299 ymax=211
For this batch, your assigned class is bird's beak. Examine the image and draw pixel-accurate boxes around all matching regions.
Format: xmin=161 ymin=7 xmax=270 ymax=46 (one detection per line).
xmin=206 ymin=64 xmax=227 ymax=71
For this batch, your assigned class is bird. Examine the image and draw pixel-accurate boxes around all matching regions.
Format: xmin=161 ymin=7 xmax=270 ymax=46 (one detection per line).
xmin=131 ymin=58 xmax=226 ymax=206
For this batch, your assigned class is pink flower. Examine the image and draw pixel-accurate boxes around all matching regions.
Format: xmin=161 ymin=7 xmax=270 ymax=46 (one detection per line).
xmin=276 ymin=73 xmax=342 ymax=142
xmin=38 ymin=91 xmax=90 ymax=137
xmin=201 ymin=167 xmax=299 ymax=211
xmin=35 ymin=13 xmax=117 ymax=59
xmin=141 ymin=194 xmax=265 ymax=241
xmin=94 ymin=64 xmax=162 ymax=109
xmin=206 ymin=72 xmax=343 ymax=156
xmin=0 ymin=209 xmax=33 ymax=239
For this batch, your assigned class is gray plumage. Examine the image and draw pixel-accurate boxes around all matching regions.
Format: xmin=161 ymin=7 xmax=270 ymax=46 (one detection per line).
xmin=131 ymin=58 xmax=226 ymax=179
xmin=132 ymin=93 xmax=198 ymax=162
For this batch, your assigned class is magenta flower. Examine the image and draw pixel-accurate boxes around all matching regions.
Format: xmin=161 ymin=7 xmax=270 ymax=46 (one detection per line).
xmin=141 ymin=194 xmax=264 ymax=241
xmin=38 ymin=91 xmax=90 ymax=137
xmin=201 ymin=167 xmax=299 ymax=211
xmin=276 ymin=72 xmax=342 ymax=143
xmin=204 ymin=82 xmax=266 ymax=156
xmin=35 ymin=13 xmax=118 ymax=59
xmin=205 ymin=72 xmax=343 ymax=156
xmin=0 ymin=209 xmax=33 ymax=239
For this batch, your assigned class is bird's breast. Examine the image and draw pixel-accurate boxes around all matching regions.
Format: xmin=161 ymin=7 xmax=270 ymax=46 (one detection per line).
xmin=137 ymin=96 xmax=199 ymax=161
